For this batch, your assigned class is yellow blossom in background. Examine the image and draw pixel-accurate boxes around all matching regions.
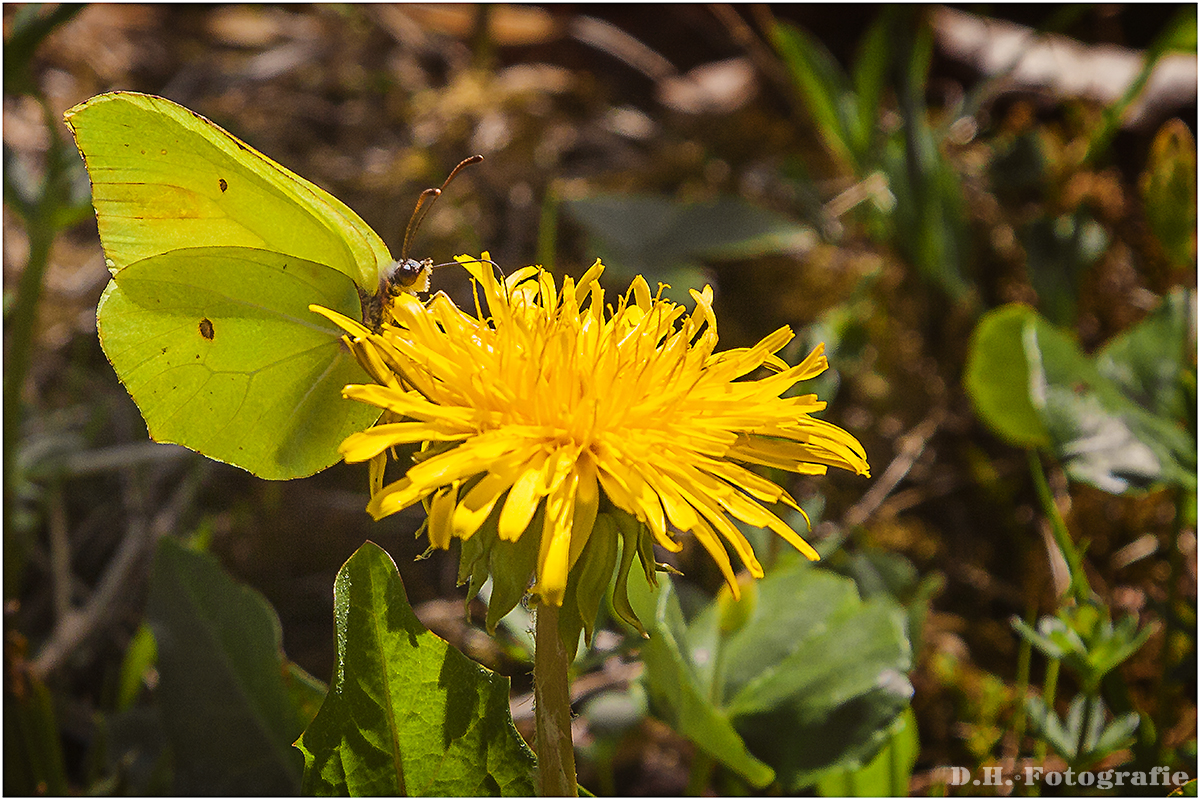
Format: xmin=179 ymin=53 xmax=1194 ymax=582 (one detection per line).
xmin=311 ymin=256 xmax=868 ymax=630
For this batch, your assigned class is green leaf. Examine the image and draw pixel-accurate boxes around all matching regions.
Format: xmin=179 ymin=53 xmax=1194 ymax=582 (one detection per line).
xmin=147 ymin=537 xmax=305 ymax=794
xmin=965 ymin=305 xmax=1052 ymax=448
xmin=1024 ymin=696 xmax=1076 ymax=759
xmin=97 ymin=246 xmax=381 ymax=479
xmin=967 ymin=299 xmax=1196 ymax=492
xmin=564 ymin=195 xmax=815 ymax=301
xmin=115 ymin=623 xmax=157 ymax=713
xmin=284 ymin=662 xmax=329 ymax=730
xmin=295 ymin=542 xmax=536 ymax=796
xmin=718 ymin=565 xmax=862 ymax=700
xmin=625 ymin=574 xmax=776 ymax=788
xmin=1011 ymin=616 xmax=1069 ymax=661
xmin=1141 ymin=119 xmax=1197 ymax=269
xmin=629 ymin=563 xmax=914 ymax=792
xmin=888 ymin=134 xmax=971 ymax=299
xmin=1026 ymin=304 xmax=1195 ymax=492
xmin=848 ymin=10 xmax=894 ymax=164
xmin=882 ymin=16 xmax=972 ymax=298
xmin=1097 ymin=287 xmax=1193 ymax=423
xmin=816 ymin=708 xmax=919 ymax=797
xmin=1093 ymin=712 xmax=1141 ymax=759
xmin=771 ymin=21 xmax=857 ymax=169
xmin=98 ymin=706 xmax=172 ymax=795
xmin=4 ymin=665 xmax=69 ymax=796
xmin=721 ymin=563 xmax=913 ymax=790
xmin=1026 ymin=693 xmax=1139 ymax=769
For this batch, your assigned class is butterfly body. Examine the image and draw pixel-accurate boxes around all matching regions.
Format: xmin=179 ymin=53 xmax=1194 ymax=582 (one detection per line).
xmin=363 ymin=257 xmax=433 ymax=330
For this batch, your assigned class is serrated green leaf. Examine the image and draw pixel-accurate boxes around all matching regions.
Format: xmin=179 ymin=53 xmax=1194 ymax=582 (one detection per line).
xmin=295 ymin=542 xmax=536 ymax=796
xmin=147 ymin=537 xmax=304 ymax=794
xmin=97 ymin=246 xmax=381 ymax=480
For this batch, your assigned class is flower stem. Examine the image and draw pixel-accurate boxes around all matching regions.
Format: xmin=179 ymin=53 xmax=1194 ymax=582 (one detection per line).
xmin=534 ymin=602 xmax=577 ymax=796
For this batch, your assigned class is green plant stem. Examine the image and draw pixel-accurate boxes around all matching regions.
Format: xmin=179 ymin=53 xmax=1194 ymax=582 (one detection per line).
xmin=1012 ymin=605 xmax=1036 ymax=758
xmin=1027 ymin=450 xmax=1090 ymax=602
xmin=1073 ymin=692 xmax=1095 ymax=770
xmin=534 ymin=602 xmax=577 ymax=797
xmin=1035 ymin=658 xmax=1060 ymax=765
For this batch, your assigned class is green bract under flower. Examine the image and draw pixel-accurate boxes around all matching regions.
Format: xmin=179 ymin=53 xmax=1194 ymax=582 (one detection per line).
xmin=312 ymin=256 xmax=869 ymax=646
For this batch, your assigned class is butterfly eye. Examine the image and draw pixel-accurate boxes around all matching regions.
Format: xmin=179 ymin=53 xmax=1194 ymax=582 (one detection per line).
xmin=388 ymin=258 xmax=433 ymax=293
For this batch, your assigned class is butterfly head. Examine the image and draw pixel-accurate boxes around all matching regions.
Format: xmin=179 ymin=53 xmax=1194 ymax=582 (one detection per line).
xmin=360 ymin=155 xmax=482 ymax=331
xmin=386 ymin=257 xmax=433 ymax=294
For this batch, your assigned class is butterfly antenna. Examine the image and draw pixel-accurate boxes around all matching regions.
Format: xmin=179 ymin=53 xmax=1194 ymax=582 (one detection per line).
xmin=401 ymin=155 xmax=484 ymax=262
xmin=430 ymin=256 xmax=506 ymax=282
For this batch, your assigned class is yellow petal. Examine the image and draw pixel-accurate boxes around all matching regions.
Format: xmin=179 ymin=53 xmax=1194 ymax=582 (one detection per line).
xmin=339 ymin=422 xmax=469 ymax=463
xmin=498 ymin=450 xmax=551 ymax=541
xmin=365 ymin=477 xmax=429 ymax=519
xmin=428 ymin=484 xmax=458 ymax=549
xmin=452 ymin=470 xmax=515 ymax=539
xmin=533 ymin=465 xmax=577 ymax=606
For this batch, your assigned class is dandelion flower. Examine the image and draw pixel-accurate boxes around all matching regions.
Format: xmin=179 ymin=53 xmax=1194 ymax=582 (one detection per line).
xmin=312 ymin=257 xmax=868 ymax=641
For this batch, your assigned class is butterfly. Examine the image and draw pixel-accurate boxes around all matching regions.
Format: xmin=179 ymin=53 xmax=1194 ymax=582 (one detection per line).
xmin=66 ymin=91 xmax=479 ymax=479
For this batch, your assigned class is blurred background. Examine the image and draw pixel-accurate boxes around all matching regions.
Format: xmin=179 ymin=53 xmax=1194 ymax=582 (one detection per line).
xmin=4 ymin=4 xmax=1195 ymax=795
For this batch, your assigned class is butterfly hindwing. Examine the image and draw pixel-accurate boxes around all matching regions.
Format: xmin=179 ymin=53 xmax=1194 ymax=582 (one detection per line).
xmin=97 ymin=246 xmax=381 ymax=479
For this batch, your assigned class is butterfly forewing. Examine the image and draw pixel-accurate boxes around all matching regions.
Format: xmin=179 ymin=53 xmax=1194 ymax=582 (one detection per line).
xmin=65 ymin=91 xmax=393 ymax=292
